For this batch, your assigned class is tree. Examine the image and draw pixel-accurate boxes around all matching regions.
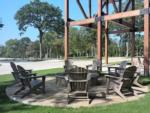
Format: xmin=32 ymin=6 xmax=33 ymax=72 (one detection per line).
xmin=18 ymin=37 xmax=31 ymax=58
xmin=15 ymin=0 xmax=64 ymax=60
xmin=5 ymin=39 xmax=20 ymax=58
xmin=0 ymin=45 xmax=6 ymax=57
xmin=26 ymin=40 xmax=39 ymax=58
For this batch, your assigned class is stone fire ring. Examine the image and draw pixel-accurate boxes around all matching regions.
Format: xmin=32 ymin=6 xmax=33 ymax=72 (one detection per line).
xmin=6 ymin=77 xmax=149 ymax=108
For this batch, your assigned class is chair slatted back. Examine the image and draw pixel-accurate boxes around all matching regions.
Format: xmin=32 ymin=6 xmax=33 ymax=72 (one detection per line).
xmin=117 ymin=61 xmax=128 ymax=74
xmin=69 ymin=72 xmax=88 ymax=92
xmin=121 ymin=66 xmax=137 ymax=90
xmin=17 ymin=65 xmax=31 ymax=88
xmin=10 ymin=62 xmax=20 ymax=82
xmin=92 ymin=60 xmax=101 ymax=71
xmin=64 ymin=59 xmax=74 ymax=72
xmin=68 ymin=67 xmax=88 ymax=92
xmin=10 ymin=62 xmax=18 ymax=72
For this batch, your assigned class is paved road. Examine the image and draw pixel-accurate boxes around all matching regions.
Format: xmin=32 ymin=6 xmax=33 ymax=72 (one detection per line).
xmin=0 ymin=57 xmax=130 ymax=75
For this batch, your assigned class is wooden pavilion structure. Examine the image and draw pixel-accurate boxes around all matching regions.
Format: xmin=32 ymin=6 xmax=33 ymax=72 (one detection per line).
xmin=64 ymin=0 xmax=150 ymax=76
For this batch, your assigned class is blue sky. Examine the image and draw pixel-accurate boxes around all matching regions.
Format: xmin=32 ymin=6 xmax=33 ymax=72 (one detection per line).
xmin=0 ymin=0 xmax=100 ymax=45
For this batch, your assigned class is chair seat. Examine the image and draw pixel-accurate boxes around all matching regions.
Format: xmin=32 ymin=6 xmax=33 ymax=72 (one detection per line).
xmin=30 ymin=80 xmax=43 ymax=88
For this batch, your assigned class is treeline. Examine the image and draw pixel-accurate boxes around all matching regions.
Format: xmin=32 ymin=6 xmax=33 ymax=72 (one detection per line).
xmin=1 ymin=27 xmax=144 ymax=59
xmin=0 ymin=32 xmax=64 ymax=59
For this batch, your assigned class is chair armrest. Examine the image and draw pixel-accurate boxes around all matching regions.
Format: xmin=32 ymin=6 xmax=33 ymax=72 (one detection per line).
xmin=105 ymin=75 xmax=120 ymax=79
xmin=108 ymin=66 xmax=124 ymax=74
xmin=108 ymin=66 xmax=118 ymax=73
xmin=108 ymin=66 xmax=119 ymax=69
xmin=86 ymin=64 xmax=92 ymax=69
xmin=20 ymin=75 xmax=46 ymax=80
xmin=88 ymin=70 xmax=98 ymax=73
xmin=27 ymin=73 xmax=37 ymax=76
xmin=69 ymin=80 xmax=88 ymax=82
xmin=25 ymin=69 xmax=32 ymax=73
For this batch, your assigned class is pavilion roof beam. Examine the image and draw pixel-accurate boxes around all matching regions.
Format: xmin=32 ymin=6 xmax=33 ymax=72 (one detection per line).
xmin=69 ymin=18 xmax=95 ymax=26
xmin=124 ymin=0 xmax=132 ymax=12
xmin=108 ymin=0 xmax=119 ymax=3
xmin=69 ymin=8 xmax=150 ymax=26
xmin=110 ymin=20 xmax=133 ymax=28
xmin=76 ymin=0 xmax=88 ymax=18
xmin=109 ymin=28 xmax=143 ymax=34
xmin=110 ymin=0 xmax=119 ymax=12
xmin=89 ymin=0 xmax=92 ymax=17
xmin=102 ymin=1 xmax=106 ymax=11
xmin=98 ymin=8 xmax=150 ymax=21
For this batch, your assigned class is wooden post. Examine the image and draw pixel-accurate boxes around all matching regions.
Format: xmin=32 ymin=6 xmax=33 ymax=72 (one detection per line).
xmin=64 ymin=0 xmax=69 ymax=60
xmin=105 ymin=21 xmax=108 ymax=64
xmin=131 ymin=0 xmax=135 ymax=62
xmin=97 ymin=0 xmax=102 ymax=63
xmin=144 ymin=0 xmax=150 ymax=76
xmin=105 ymin=0 xmax=109 ymax=64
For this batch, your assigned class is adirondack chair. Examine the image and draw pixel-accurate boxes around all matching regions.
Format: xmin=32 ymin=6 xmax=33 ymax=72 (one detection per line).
xmin=86 ymin=59 xmax=101 ymax=72
xmin=16 ymin=65 xmax=46 ymax=98
xmin=10 ymin=62 xmax=32 ymax=83
xmin=86 ymin=60 xmax=102 ymax=86
xmin=132 ymin=57 xmax=144 ymax=73
xmin=131 ymin=57 xmax=145 ymax=88
xmin=106 ymin=66 xmax=137 ymax=99
xmin=56 ymin=59 xmax=78 ymax=86
xmin=108 ymin=60 xmax=128 ymax=76
xmin=67 ymin=67 xmax=90 ymax=104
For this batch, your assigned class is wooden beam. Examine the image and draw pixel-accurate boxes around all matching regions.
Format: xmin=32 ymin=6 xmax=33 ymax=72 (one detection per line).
xmin=106 ymin=0 xmax=109 ymax=14
xmin=109 ymin=0 xmax=118 ymax=3
xmin=69 ymin=18 xmax=95 ymax=26
xmin=76 ymin=0 xmax=88 ymax=18
xmin=124 ymin=0 xmax=132 ymax=11
xmin=119 ymin=0 xmax=121 ymax=12
xmin=110 ymin=0 xmax=119 ymax=12
xmin=110 ymin=20 xmax=133 ymax=28
xmin=64 ymin=0 xmax=69 ymax=60
xmin=131 ymin=0 xmax=135 ymax=58
xmin=69 ymin=8 xmax=150 ymax=27
xmin=102 ymin=2 xmax=106 ymax=11
xmin=144 ymin=0 xmax=150 ymax=76
xmin=89 ymin=0 xmax=92 ymax=17
xmin=97 ymin=0 xmax=102 ymax=62
xmin=108 ymin=28 xmax=143 ymax=34
xmin=98 ymin=8 xmax=150 ymax=21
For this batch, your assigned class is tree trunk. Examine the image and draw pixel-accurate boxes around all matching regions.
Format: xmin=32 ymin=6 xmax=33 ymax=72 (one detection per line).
xmin=39 ymin=29 xmax=44 ymax=60
xmin=126 ymin=42 xmax=129 ymax=57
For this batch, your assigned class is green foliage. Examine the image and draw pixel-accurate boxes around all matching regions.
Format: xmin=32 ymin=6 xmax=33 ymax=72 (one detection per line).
xmin=5 ymin=39 xmax=20 ymax=58
xmin=15 ymin=0 xmax=63 ymax=33
xmin=15 ymin=0 xmax=64 ymax=59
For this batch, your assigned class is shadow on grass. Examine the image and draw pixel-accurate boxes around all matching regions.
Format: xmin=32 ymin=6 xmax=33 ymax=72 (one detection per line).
xmin=139 ymin=76 xmax=150 ymax=85
xmin=0 ymin=81 xmax=37 ymax=113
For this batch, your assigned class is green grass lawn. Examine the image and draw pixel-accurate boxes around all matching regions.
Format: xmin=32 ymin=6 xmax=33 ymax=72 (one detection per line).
xmin=1 ymin=68 xmax=150 ymax=113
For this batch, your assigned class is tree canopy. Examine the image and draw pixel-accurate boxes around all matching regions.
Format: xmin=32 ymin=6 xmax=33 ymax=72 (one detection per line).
xmin=15 ymin=0 xmax=64 ymax=59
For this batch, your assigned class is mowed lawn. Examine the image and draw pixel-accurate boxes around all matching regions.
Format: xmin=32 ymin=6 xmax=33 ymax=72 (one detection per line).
xmin=1 ymin=68 xmax=150 ymax=113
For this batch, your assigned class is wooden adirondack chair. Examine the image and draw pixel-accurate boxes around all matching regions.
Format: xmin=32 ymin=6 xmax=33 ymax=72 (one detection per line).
xmin=16 ymin=65 xmax=46 ymax=98
xmin=86 ymin=59 xmax=101 ymax=72
xmin=86 ymin=60 xmax=102 ymax=86
xmin=67 ymin=67 xmax=90 ymax=104
xmin=10 ymin=62 xmax=32 ymax=83
xmin=108 ymin=60 xmax=128 ymax=76
xmin=106 ymin=66 xmax=137 ymax=99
